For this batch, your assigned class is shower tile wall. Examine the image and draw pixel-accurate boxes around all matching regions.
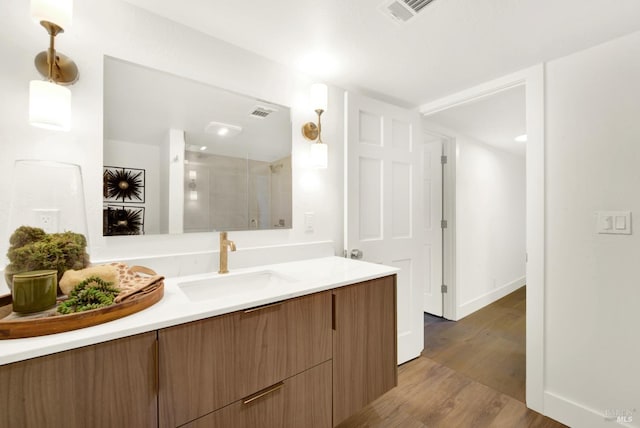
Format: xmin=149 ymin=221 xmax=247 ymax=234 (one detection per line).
xmin=184 ymin=153 xmax=291 ymax=232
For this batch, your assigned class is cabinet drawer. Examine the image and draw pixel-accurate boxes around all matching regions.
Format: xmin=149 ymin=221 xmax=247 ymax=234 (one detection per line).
xmin=159 ymin=291 xmax=332 ymax=427
xmin=0 ymin=332 xmax=158 ymax=428
xmin=183 ymin=360 xmax=332 ymax=428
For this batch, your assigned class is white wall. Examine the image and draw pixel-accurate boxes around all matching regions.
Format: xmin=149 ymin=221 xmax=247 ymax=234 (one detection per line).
xmin=159 ymin=132 xmax=170 ymax=234
xmin=543 ymin=31 xmax=640 ymax=427
xmin=167 ymin=129 xmax=185 ymax=234
xmin=454 ymin=137 xmax=526 ymax=319
xmin=104 ymin=139 xmax=161 ymax=234
xmin=0 ymin=0 xmax=344 ymax=286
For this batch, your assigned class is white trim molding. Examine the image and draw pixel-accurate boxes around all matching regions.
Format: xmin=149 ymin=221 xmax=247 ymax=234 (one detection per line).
xmin=457 ymin=277 xmax=526 ymax=320
xmin=544 ymin=391 xmax=636 ymax=428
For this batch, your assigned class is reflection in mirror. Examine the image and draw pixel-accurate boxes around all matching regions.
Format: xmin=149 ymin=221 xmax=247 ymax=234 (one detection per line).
xmin=103 ymin=57 xmax=292 ymax=235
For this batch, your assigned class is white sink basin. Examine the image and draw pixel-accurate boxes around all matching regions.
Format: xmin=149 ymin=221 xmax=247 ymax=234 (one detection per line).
xmin=178 ymin=270 xmax=298 ymax=302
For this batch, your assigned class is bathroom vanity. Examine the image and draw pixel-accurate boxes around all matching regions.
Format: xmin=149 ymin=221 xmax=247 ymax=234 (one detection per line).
xmin=0 ymin=257 xmax=398 ymax=428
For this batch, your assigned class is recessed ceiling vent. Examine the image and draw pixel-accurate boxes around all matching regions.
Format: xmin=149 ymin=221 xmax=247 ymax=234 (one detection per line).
xmin=249 ymin=105 xmax=277 ymax=119
xmin=379 ymin=0 xmax=437 ymax=24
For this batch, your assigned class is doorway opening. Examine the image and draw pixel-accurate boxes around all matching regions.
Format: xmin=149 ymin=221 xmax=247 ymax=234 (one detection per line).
xmin=420 ymin=84 xmax=528 ymax=402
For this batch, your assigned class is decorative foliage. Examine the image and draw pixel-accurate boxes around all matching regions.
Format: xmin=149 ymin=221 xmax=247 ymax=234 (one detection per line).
xmin=5 ymin=226 xmax=90 ymax=287
xmin=103 ymin=167 xmax=145 ymax=202
xmin=57 ymin=276 xmax=120 ymax=314
xmin=103 ymin=206 xmax=145 ymax=236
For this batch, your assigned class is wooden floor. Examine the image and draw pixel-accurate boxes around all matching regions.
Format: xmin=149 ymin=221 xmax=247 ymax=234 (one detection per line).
xmin=423 ymin=286 xmax=527 ymax=402
xmin=336 ymin=357 xmax=564 ymax=428
xmin=338 ymin=287 xmax=567 ymax=428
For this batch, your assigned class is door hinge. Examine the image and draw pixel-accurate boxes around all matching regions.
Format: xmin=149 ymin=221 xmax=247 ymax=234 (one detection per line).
xmin=441 ymin=284 xmax=448 ymax=293
xmin=441 ymin=155 xmax=448 ymax=164
xmin=441 ymin=220 xmax=448 ymax=229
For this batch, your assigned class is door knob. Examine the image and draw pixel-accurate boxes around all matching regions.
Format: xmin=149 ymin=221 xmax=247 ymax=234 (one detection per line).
xmin=350 ymin=249 xmax=363 ymax=259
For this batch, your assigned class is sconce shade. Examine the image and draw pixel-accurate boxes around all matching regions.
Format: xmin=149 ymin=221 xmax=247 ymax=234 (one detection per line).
xmin=310 ymin=83 xmax=328 ymax=112
xmin=31 ymin=0 xmax=73 ymax=29
xmin=189 ymin=190 xmax=198 ymax=201
xmin=29 ymin=80 xmax=71 ymax=131
xmin=310 ymin=142 xmax=328 ymax=169
xmin=189 ymin=170 xmax=197 ymax=180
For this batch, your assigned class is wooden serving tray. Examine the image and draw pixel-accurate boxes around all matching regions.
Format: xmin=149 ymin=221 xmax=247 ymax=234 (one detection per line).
xmin=0 ymin=282 xmax=164 ymax=339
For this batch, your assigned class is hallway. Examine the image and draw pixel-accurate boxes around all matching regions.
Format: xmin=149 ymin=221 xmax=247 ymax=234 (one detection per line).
xmin=423 ymin=287 xmax=526 ymax=402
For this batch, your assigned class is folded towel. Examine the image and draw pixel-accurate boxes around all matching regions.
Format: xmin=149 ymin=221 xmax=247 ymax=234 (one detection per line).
xmin=111 ymin=264 xmax=164 ymax=304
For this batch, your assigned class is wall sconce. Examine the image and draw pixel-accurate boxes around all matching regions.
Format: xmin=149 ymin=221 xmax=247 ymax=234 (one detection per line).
xmin=302 ymin=83 xmax=328 ymax=169
xmin=188 ymin=170 xmax=198 ymax=201
xmin=29 ymin=0 xmax=79 ymax=131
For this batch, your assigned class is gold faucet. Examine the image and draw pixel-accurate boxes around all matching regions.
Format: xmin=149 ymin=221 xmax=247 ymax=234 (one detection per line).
xmin=218 ymin=231 xmax=237 ymax=274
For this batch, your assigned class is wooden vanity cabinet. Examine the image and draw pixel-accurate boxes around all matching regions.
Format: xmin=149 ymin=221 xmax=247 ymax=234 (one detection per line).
xmin=332 ymin=275 xmax=398 ymax=426
xmin=0 ymin=274 xmax=397 ymax=428
xmin=158 ymin=291 xmax=332 ymax=428
xmin=0 ymin=332 xmax=158 ymax=428
xmin=183 ymin=360 xmax=332 ymax=428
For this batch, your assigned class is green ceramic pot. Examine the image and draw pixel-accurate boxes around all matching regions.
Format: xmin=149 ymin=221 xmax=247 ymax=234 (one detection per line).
xmin=11 ymin=270 xmax=58 ymax=314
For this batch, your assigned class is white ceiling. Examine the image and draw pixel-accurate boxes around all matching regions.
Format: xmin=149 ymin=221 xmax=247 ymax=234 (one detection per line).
xmin=104 ymin=57 xmax=292 ymax=162
xmin=122 ymin=0 xmax=640 ymax=107
xmin=425 ymin=85 xmax=526 ymax=156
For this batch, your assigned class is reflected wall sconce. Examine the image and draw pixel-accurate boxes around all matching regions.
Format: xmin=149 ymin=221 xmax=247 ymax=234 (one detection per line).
xmin=302 ymin=83 xmax=328 ymax=169
xmin=29 ymin=0 xmax=79 ymax=131
xmin=188 ymin=170 xmax=198 ymax=201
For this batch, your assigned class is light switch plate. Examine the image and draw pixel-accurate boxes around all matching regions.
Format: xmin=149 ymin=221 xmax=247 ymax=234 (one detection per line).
xmin=596 ymin=211 xmax=631 ymax=235
xmin=304 ymin=212 xmax=314 ymax=233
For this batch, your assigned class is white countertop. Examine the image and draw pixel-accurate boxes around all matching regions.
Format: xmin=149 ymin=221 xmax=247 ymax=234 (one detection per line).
xmin=0 ymin=256 xmax=398 ymax=366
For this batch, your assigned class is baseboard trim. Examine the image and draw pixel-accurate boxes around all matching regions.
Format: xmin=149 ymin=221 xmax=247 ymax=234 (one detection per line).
xmin=544 ymin=390 xmax=636 ymax=428
xmin=456 ymin=276 xmax=526 ymax=320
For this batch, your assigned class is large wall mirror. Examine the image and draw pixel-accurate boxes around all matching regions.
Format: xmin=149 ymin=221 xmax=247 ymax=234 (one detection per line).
xmin=103 ymin=57 xmax=292 ymax=236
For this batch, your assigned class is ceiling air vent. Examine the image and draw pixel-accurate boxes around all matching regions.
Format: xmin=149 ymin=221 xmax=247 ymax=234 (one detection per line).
xmin=379 ymin=0 xmax=437 ymax=24
xmin=249 ymin=105 xmax=277 ymax=119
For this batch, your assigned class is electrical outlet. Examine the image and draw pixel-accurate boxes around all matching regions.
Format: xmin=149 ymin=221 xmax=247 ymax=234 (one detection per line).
xmin=33 ymin=209 xmax=60 ymax=233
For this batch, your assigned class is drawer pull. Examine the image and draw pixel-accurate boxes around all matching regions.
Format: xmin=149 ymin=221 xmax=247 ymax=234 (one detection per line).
xmin=153 ymin=337 xmax=159 ymax=393
xmin=243 ymin=302 xmax=282 ymax=314
xmin=332 ymin=294 xmax=336 ymax=330
xmin=242 ymin=381 xmax=285 ymax=405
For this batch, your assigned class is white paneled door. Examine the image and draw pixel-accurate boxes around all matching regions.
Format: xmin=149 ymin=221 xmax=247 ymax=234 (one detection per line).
xmin=422 ymin=138 xmax=443 ymax=316
xmin=344 ymin=92 xmax=424 ymax=364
